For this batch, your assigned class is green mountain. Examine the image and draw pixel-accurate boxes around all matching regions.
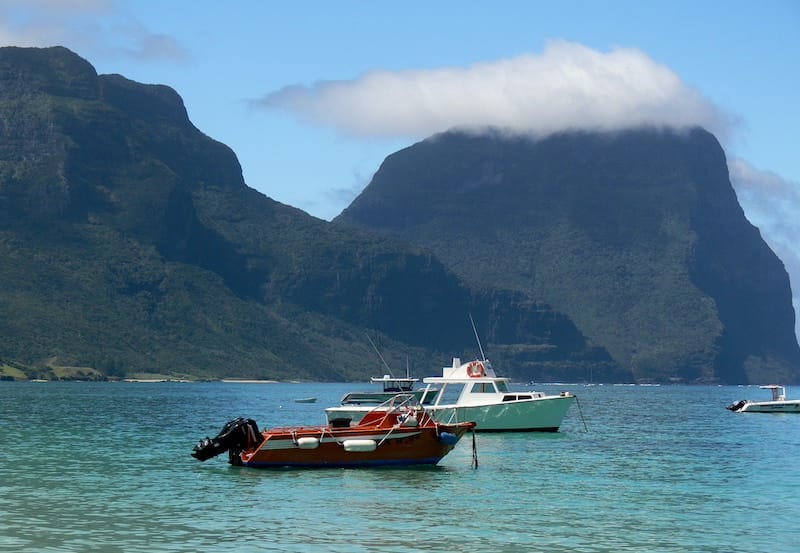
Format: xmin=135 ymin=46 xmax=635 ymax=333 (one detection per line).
xmin=3 ymin=46 xmax=797 ymax=384
xmin=0 ymin=46 xmax=614 ymax=382
xmin=336 ymin=129 xmax=800 ymax=384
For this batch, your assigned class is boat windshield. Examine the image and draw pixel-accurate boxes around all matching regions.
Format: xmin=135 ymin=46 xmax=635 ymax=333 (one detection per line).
xmin=469 ymin=382 xmax=498 ymax=394
xmin=434 ymin=383 xmax=463 ymax=405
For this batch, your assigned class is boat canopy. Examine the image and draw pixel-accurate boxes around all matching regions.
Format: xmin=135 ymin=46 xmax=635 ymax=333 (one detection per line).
xmin=759 ymin=385 xmax=787 ymax=401
xmin=369 ymin=375 xmax=418 ymax=392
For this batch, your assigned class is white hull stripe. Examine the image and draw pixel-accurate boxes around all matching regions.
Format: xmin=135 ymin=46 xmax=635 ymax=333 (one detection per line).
xmin=258 ymin=431 xmax=422 ymax=451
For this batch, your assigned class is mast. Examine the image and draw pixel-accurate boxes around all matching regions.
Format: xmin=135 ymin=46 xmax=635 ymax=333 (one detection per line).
xmin=366 ymin=333 xmax=394 ymax=377
xmin=469 ymin=313 xmax=487 ymax=362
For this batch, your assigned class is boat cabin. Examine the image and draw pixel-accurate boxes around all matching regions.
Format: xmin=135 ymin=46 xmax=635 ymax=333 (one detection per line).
xmin=339 ymin=375 xmax=421 ymax=405
xmin=420 ymin=358 xmax=547 ymax=407
xmin=370 ymin=375 xmax=418 ymax=393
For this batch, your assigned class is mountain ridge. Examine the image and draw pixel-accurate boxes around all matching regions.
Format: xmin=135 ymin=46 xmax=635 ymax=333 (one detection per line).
xmin=1 ymin=46 xmax=618 ymax=383
xmin=2 ymin=46 xmax=798 ymax=384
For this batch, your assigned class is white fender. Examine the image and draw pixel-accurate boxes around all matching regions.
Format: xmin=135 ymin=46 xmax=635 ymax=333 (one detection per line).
xmin=296 ymin=437 xmax=320 ymax=449
xmin=342 ymin=439 xmax=377 ymax=452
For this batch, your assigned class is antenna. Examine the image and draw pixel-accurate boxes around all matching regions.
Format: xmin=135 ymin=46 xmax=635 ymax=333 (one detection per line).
xmin=469 ymin=313 xmax=487 ymax=362
xmin=366 ymin=333 xmax=393 ymax=377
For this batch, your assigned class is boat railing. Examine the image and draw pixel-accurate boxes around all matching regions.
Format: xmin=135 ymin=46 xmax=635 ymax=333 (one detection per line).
xmin=354 ymin=393 xmax=424 ymax=427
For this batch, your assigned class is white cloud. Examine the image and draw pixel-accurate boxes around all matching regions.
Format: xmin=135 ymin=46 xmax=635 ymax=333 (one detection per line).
xmin=729 ymin=158 xmax=800 ymax=337
xmin=0 ymin=0 xmax=186 ymax=62
xmin=0 ymin=0 xmax=110 ymax=12
xmin=255 ymin=40 xmax=733 ymax=140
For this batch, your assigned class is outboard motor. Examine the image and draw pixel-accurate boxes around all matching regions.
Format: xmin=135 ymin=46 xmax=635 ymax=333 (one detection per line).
xmin=726 ymin=400 xmax=748 ymax=412
xmin=191 ymin=417 xmax=261 ymax=462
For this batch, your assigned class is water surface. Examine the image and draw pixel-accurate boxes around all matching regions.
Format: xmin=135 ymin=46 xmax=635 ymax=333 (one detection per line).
xmin=1 ymin=382 xmax=798 ymax=552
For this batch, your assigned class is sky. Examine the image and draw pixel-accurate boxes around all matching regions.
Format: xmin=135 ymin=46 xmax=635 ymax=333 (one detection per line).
xmin=2 ymin=0 xmax=800 ymax=337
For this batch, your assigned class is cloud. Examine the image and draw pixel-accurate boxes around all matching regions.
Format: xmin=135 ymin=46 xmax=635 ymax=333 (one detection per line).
xmin=254 ymin=40 xmax=733 ymax=140
xmin=0 ymin=0 xmax=110 ymax=13
xmin=0 ymin=0 xmax=186 ymax=62
xmin=729 ymin=159 xmax=800 ymax=336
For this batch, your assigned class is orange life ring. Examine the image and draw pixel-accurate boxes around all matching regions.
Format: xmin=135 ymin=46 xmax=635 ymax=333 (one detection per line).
xmin=467 ymin=361 xmax=484 ymax=378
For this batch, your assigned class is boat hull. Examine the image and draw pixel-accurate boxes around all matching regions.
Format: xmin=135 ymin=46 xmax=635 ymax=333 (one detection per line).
xmin=236 ymin=424 xmax=471 ymax=468
xmin=430 ymin=395 xmax=576 ymax=432
xmin=327 ymin=395 xmax=575 ymax=432
xmin=736 ymin=401 xmax=800 ymax=413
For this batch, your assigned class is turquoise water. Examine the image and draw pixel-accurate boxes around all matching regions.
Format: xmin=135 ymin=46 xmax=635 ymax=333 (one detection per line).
xmin=1 ymin=381 xmax=798 ymax=552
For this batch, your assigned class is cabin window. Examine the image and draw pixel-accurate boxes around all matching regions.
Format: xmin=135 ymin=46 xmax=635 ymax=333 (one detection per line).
xmin=503 ymin=394 xmax=532 ymax=402
xmin=436 ymin=385 xmax=463 ymax=405
xmin=469 ymin=383 xmax=496 ymax=394
xmin=496 ymin=381 xmax=510 ymax=393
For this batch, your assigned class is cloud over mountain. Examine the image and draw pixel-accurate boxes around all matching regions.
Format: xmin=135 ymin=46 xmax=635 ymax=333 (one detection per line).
xmin=256 ymin=40 xmax=733 ymax=140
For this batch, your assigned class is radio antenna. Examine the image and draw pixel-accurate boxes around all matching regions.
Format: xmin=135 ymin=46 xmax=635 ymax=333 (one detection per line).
xmin=366 ymin=333 xmax=393 ymax=377
xmin=469 ymin=313 xmax=486 ymax=362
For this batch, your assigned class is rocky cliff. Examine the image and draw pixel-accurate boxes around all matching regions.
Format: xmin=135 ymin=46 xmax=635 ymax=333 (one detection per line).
xmin=336 ymin=129 xmax=800 ymax=383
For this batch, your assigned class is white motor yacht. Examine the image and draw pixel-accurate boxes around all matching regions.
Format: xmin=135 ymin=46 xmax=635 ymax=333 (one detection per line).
xmin=727 ymin=385 xmax=800 ymax=413
xmin=326 ymin=357 xmax=575 ymax=432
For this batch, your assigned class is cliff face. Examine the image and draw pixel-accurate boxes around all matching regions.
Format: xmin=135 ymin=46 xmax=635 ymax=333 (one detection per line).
xmin=1 ymin=46 xmax=616 ymax=382
xmin=337 ymin=129 xmax=800 ymax=384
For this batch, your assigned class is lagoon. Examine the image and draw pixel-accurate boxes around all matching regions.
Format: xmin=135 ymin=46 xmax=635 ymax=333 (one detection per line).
xmin=1 ymin=381 xmax=798 ymax=552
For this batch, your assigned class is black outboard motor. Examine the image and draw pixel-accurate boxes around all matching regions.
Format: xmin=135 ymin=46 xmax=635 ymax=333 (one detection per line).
xmin=191 ymin=417 xmax=261 ymax=462
xmin=726 ymin=400 xmax=748 ymax=412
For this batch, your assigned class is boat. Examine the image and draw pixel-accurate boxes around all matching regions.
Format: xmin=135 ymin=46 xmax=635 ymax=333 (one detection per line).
xmin=293 ymin=397 xmax=317 ymax=403
xmin=419 ymin=357 xmax=576 ymax=432
xmin=191 ymin=394 xmax=476 ymax=468
xmin=336 ymin=374 xmax=436 ymax=406
xmin=333 ymin=335 xmax=438 ymax=409
xmin=726 ymin=385 xmax=800 ymax=413
xmin=326 ymin=357 xmax=576 ymax=432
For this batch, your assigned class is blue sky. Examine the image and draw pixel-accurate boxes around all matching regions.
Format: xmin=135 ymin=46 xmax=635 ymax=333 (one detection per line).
xmin=2 ymin=0 xmax=800 ymax=336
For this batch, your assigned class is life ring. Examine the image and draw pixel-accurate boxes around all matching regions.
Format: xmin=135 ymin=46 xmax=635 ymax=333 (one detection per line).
xmin=467 ymin=361 xmax=484 ymax=378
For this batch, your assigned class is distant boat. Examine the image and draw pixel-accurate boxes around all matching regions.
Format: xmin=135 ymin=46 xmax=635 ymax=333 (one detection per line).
xmin=293 ymin=397 xmax=317 ymax=403
xmin=191 ymin=394 xmax=475 ymax=468
xmin=727 ymin=385 xmax=800 ymax=413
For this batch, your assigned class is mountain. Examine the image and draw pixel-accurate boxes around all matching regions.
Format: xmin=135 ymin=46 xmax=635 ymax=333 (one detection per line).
xmin=0 ymin=46 xmax=616 ymax=382
xmin=0 ymin=46 xmax=445 ymax=380
xmin=336 ymin=129 xmax=800 ymax=384
xmin=4 ymin=46 xmax=796 ymax=384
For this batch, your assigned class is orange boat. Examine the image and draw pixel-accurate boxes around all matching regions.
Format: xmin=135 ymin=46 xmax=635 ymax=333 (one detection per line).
xmin=191 ymin=394 xmax=476 ymax=468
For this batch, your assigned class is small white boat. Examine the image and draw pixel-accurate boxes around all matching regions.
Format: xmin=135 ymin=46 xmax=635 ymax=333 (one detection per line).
xmin=293 ymin=397 xmax=317 ymax=404
xmin=727 ymin=385 xmax=800 ymax=413
xmin=327 ymin=357 xmax=575 ymax=432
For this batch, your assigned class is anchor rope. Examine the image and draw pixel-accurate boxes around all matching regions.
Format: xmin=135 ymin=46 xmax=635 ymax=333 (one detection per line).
xmin=471 ymin=429 xmax=478 ymax=469
xmin=575 ymin=395 xmax=588 ymax=432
